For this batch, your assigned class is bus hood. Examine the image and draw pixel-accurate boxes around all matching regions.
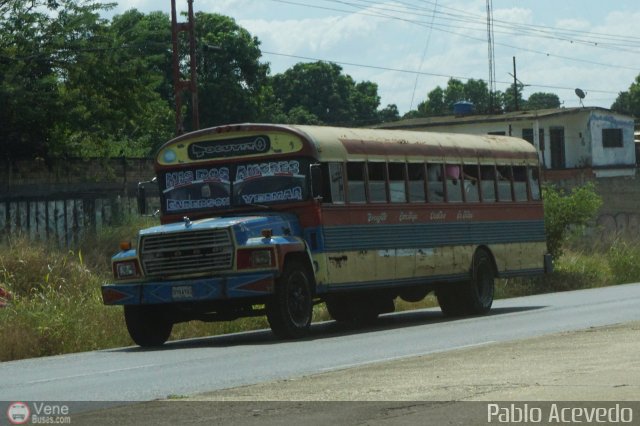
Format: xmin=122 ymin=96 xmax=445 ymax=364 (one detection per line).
xmin=139 ymin=213 xmax=302 ymax=244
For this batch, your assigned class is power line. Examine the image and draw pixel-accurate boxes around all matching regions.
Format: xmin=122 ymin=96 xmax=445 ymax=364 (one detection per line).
xmin=409 ymin=0 xmax=438 ymax=111
xmin=262 ymin=50 xmax=619 ymax=95
xmin=268 ymin=0 xmax=640 ymax=71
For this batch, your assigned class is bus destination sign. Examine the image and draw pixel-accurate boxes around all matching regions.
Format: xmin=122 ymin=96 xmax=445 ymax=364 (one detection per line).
xmin=188 ymin=135 xmax=271 ymax=159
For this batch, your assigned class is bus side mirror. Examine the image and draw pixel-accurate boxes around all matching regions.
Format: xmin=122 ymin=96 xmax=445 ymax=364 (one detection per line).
xmin=309 ymin=164 xmax=323 ymax=200
xmin=137 ymin=177 xmax=158 ymax=216
xmin=137 ymin=185 xmax=147 ymax=215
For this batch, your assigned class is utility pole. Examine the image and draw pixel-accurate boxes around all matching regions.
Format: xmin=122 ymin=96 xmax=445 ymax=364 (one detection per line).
xmin=486 ymin=0 xmax=496 ymax=113
xmin=513 ymin=56 xmax=518 ymax=111
xmin=171 ymin=0 xmax=199 ymax=135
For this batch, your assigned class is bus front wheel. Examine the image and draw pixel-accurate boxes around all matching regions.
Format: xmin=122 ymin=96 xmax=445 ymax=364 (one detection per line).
xmin=437 ymin=249 xmax=495 ymax=316
xmin=266 ymin=260 xmax=313 ymax=339
xmin=124 ymin=305 xmax=173 ymax=347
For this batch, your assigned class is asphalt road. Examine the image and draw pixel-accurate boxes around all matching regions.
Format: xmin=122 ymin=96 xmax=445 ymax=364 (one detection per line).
xmin=2 ymin=283 xmax=640 ymax=403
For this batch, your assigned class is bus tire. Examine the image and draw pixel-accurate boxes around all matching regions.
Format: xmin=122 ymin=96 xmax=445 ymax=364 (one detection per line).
xmin=124 ymin=305 xmax=173 ymax=347
xmin=266 ymin=260 xmax=313 ymax=339
xmin=437 ymin=249 xmax=495 ymax=316
xmin=465 ymin=249 xmax=495 ymax=314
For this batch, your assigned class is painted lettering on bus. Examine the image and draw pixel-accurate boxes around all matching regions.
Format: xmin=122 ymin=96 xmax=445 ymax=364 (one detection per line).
xmin=399 ymin=211 xmax=418 ymax=222
xmin=235 ymin=161 xmax=300 ymax=181
xmin=368 ymin=212 xmax=388 ymax=224
xmin=430 ymin=211 xmax=446 ymax=220
xmin=165 ymin=167 xmax=229 ymax=189
xmin=456 ymin=210 xmax=473 ymax=220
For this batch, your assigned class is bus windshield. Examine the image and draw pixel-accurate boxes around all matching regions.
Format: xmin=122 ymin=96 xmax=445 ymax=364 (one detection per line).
xmin=160 ymin=158 xmax=309 ymax=215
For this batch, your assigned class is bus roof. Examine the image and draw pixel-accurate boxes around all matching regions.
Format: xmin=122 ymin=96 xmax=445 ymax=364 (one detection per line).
xmin=157 ymin=123 xmax=539 ymax=167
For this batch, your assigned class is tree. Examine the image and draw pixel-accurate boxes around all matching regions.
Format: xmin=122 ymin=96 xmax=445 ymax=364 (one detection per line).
xmin=352 ymin=81 xmax=381 ymax=125
xmin=443 ymin=78 xmax=465 ymax=112
xmin=0 ymin=1 xmax=176 ymax=159
xmin=270 ymin=61 xmax=380 ymax=125
xmin=0 ymin=0 xmax=67 ymax=160
xmin=611 ymin=91 xmax=632 ymax=116
xmin=463 ymin=79 xmax=490 ymax=113
xmin=413 ymin=78 xmax=492 ymax=117
xmin=378 ymin=104 xmax=400 ymax=123
xmin=503 ymin=82 xmax=526 ymax=112
xmin=56 ymin=8 xmax=174 ymax=157
xmin=611 ymin=74 xmax=640 ymax=118
xmin=525 ymin=92 xmax=560 ymax=110
xmin=192 ymin=13 xmax=270 ymax=130
xmin=418 ymin=86 xmax=446 ymax=116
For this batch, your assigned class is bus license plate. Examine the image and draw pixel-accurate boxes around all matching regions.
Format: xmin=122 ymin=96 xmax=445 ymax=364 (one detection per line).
xmin=172 ymin=285 xmax=193 ymax=300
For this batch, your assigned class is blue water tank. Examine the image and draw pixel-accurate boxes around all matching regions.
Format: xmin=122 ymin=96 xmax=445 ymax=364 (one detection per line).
xmin=453 ymin=101 xmax=474 ymax=115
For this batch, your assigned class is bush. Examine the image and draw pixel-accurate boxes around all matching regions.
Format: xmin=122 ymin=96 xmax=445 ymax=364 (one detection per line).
xmin=607 ymin=240 xmax=640 ymax=285
xmin=543 ymin=182 xmax=602 ymax=258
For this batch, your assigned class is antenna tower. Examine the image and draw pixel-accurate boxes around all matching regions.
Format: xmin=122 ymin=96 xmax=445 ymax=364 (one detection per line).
xmin=486 ymin=0 xmax=496 ymax=113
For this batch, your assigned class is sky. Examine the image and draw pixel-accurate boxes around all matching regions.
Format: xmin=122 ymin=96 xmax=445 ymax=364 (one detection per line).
xmin=99 ymin=0 xmax=640 ymax=114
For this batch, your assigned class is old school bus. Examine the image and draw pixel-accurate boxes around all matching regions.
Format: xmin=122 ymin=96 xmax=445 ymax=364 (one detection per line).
xmin=102 ymin=124 xmax=552 ymax=346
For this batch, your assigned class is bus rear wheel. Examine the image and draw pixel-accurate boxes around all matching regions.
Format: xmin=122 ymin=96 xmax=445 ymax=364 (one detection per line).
xmin=437 ymin=249 xmax=495 ymax=316
xmin=266 ymin=260 xmax=313 ymax=339
xmin=124 ymin=305 xmax=173 ymax=347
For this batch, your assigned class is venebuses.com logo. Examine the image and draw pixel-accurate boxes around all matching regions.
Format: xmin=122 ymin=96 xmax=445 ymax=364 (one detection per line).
xmin=6 ymin=402 xmax=30 ymax=425
xmin=5 ymin=401 xmax=72 ymax=424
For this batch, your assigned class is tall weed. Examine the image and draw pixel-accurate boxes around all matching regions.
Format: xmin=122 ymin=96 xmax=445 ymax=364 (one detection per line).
xmin=607 ymin=240 xmax=640 ymax=285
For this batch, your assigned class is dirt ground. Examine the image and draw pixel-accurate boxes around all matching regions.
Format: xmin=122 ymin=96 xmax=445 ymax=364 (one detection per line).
xmin=78 ymin=321 xmax=640 ymax=425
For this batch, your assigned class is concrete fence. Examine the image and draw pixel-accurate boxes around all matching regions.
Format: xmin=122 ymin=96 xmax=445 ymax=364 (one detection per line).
xmin=0 ymin=158 xmax=154 ymax=247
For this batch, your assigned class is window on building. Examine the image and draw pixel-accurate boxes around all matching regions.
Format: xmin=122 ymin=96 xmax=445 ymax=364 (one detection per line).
xmin=602 ymin=128 xmax=623 ymax=148
xmin=488 ymin=131 xmax=506 ymax=136
xmin=522 ymin=128 xmax=534 ymax=144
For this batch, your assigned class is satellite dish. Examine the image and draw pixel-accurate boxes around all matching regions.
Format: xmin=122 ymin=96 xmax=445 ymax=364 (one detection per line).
xmin=575 ymin=88 xmax=587 ymax=107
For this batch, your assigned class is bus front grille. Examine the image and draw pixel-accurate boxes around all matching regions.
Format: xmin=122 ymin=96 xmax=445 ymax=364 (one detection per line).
xmin=140 ymin=229 xmax=233 ymax=277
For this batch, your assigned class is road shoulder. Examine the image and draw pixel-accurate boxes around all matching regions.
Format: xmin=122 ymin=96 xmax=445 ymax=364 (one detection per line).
xmin=194 ymin=321 xmax=640 ymax=401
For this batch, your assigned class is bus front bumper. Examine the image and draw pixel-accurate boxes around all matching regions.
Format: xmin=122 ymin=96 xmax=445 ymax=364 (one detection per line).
xmin=101 ymin=272 xmax=276 ymax=305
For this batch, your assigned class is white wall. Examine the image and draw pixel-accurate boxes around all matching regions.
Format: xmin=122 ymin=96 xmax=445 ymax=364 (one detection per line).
xmin=589 ymin=112 xmax=635 ymax=168
xmin=408 ymin=110 xmax=635 ymax=173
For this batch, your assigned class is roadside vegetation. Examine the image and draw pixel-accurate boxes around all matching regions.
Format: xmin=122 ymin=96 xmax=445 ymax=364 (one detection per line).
xmin=1 ymin=183 xmax=637 ymax=362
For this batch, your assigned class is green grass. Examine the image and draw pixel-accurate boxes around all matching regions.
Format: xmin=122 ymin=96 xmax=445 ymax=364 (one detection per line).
xmin=2 ymin=224 xmax=640 ymax=362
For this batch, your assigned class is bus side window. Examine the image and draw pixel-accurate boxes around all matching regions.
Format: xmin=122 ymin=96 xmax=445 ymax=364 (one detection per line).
xmin=347 ymin=162 xmax=366 ymax=203
xmin=445 ymin=163 xmax=462 ymax=202
xmin=326 ymin=162 xmax=345 ymax=203
xmin=463 ymin=164 xmax=480 ymax=202
xmin=529 ymin=167 xmax=541 ymax=200
xmin=367 ymin=162 xmax=387 ymax=203
xmin=407 ymin=163 xmax=426 ymax=202
xmin=496 ymin=166 xmax=513 ymax=201
xmin=513 ymin=166 xmax=528 ymax=201
xmin=479 ymin=165 xmax=496 ymax=202
xmin=427 ymin=163 xmax=444 ymax=202
xmin=388 ymin=163 xmax=407 ymax=203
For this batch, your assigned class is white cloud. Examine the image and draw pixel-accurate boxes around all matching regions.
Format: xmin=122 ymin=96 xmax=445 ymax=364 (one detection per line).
xmin=97 ymin=0 xmax=640 ymax=114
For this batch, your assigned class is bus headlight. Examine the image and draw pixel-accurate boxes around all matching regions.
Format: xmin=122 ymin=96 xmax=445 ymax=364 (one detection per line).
xmin=237 ymin=248 xmax=275 ymax=270
xmin=114 ymin=260 xmax=141 ymax=279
